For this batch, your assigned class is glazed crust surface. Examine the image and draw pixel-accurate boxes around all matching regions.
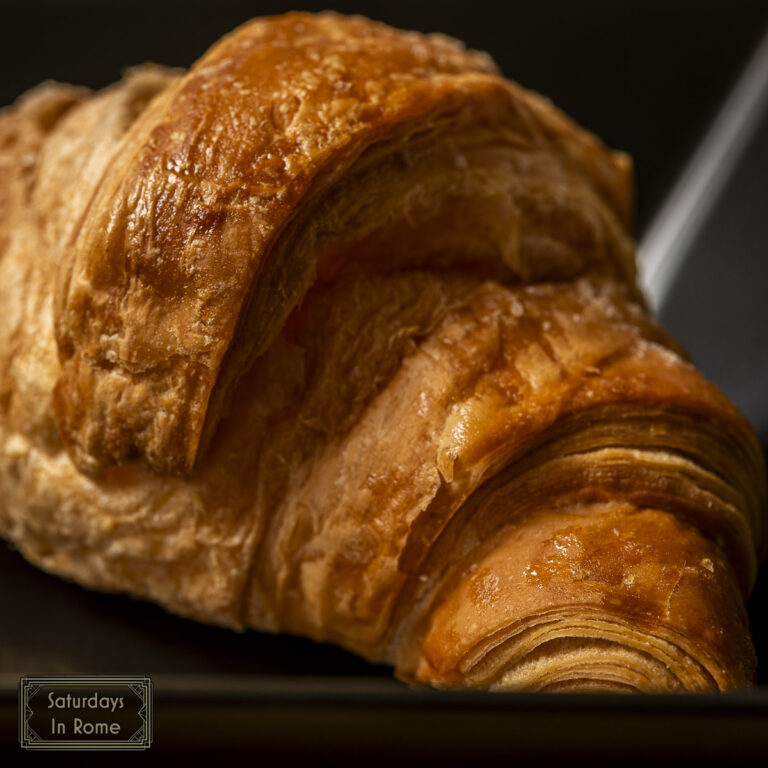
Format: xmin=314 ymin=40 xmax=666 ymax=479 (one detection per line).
xmin=0 ymin=12 xmax=765 ymax=692
xmin=51 ymin=12 xmax=635 ymax=477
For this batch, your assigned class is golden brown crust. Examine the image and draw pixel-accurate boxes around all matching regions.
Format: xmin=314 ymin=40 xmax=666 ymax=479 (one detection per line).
xmin=0 ymin=11 xmax=765 ymax=692
xmin=416 ymin=507 xmax=754 ymax=692
xmin=51 ymin=11 xmax=635 ymax=477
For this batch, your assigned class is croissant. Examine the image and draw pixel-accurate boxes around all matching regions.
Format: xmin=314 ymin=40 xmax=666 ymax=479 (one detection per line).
xmin=0 ymin=12 xmax=765 ymax=693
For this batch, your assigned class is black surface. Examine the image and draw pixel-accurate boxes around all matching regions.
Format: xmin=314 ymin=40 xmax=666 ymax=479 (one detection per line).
xmin=3 ymin=679 xmax=768 ymax=762
xmin=2 ymin=0 xmax=768 ymax=758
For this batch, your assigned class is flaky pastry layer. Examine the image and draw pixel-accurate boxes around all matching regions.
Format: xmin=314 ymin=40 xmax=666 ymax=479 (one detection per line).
xmin=0 ymin=12 xmax=765 ymax=692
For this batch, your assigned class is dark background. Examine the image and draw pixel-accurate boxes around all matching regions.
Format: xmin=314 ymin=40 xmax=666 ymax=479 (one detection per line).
xmin=1 ymin=0 xmax=768 ymax=756
xmin=2 ymin=0 xmax=767 ymax=232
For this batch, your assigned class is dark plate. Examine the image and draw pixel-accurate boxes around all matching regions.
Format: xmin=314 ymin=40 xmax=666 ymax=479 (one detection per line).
xmin=1 ymin=1 xmax=768 ymax=758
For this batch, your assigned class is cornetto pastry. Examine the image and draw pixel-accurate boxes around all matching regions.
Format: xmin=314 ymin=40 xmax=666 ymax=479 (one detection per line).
xmin=0 ymin=12 xmax=765 ymax=692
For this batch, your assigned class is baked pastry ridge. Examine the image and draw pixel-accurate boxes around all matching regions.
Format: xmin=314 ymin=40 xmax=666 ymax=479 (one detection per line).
xmin=0 ymin=11 xmax=764 ymax=692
